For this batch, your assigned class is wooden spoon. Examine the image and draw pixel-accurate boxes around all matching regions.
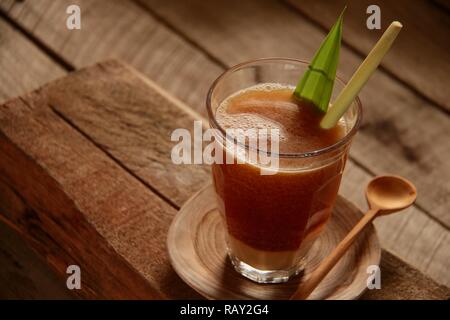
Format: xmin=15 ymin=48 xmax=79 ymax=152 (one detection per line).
xmin=290 ymin=175 xmax=417 ymax=300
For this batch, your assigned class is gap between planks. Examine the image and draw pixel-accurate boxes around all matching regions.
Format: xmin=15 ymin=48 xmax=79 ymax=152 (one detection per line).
xmin=49 ymin=104 xmax=180 ymax=210
xmin=131 ymin=0 xmax=228 ymax=69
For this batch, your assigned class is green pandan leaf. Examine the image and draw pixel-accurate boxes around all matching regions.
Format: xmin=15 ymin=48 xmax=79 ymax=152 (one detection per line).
xmin=294 ymin=8 xmax=345 ymax=112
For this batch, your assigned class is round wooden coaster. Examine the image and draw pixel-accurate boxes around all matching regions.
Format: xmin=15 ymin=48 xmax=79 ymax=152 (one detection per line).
xmin=167 ymin=184 xmax=381 ymax=300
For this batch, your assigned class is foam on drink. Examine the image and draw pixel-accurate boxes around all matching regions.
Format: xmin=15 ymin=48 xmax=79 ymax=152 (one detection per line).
xmin=212 ymin=83 xmax=349 ymax=272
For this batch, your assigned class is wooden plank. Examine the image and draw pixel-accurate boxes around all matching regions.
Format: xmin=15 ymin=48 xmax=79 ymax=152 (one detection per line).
xmin=136 ymin=0 xmax=450 ymax=228
xmin=286 ymin=0 xmax=450 ymax=112
xmin=134 ymin=0 xmax=450 ymax=287
xmin=0 ymin=0 xmax=223 ymax=115
xmin=0 ymin=60 xmax=448 ymax=299
xmin=0 ymin=82 xmax=199 ymax=299
xmin=1 ymin=0 xmax=448 ymax=289
xmin=0 ymin=12 xmax=68 ymax=297
xmin=43 ymin=59 xmax=450 ymax=287
xmin=0 ymin=17 xmax=65 ymax=103
xmin=0 ymin=219 xmax=74 ymax=299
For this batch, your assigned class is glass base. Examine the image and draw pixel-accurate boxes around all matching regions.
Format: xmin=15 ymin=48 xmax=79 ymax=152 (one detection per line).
xmin=228 ymin=252 xmax=305 ymax=284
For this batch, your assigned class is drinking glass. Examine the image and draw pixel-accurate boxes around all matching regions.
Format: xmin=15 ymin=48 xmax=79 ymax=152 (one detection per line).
xmin=206 ymin=58 xmax=362 ymax=283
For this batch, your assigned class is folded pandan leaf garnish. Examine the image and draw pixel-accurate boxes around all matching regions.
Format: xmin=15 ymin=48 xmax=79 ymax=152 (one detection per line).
xmin=294 ymin=9 xmax=345 ymax=113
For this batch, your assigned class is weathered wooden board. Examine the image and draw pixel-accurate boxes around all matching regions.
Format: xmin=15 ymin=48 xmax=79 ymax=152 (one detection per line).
xmin=45 ymin=59 xmax=210 ymax=207
xmin=0 ymin=18 xmax=65 ymax=102
xmin=139 ymin=0 xmax=450 ymax=228
xmin=0 ymin=220 xmax=74 ymax=299
xmin=0 ymin=60 xmax=448 ymax=299
xmin=0 ymin=0 xmax=222 ymax=115
xmin=2 ymin=0 xmax=449 ymax=225
xmin=1 ymin=0 xmax=448 ymax=281
xmin=0 ymin=7 xmax=73 ymax=298
xmin=0 ymin=0 xmax=449 ymax=294
xmin=0 ymin=10 xmax=442 ymax=284
xmin=0 ymin=67 xmax=199 ymax=298
xmin=286 ymin=0 xmax=450 ymax=112
xmin=130 ymin=0 xmax=449 ymax=285
xmin=46 ymin=59 xmax=450 ymax=287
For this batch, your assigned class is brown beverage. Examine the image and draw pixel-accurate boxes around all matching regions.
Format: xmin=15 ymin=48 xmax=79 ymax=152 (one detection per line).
xmin=207 ymin=59 xmax=361 ymax=283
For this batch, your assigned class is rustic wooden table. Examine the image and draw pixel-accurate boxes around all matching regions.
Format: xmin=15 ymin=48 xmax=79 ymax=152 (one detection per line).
xmin=0 ymin=0 xmax=449 ymax=299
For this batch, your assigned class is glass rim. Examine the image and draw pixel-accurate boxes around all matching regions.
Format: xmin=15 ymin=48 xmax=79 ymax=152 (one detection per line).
xmin=206 ymin=57 xmax=363 ymax=159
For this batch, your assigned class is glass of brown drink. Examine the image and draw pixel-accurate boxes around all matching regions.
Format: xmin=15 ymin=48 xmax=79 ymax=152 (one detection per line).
xmin=207 ymin=58 xmax=362 ymax=283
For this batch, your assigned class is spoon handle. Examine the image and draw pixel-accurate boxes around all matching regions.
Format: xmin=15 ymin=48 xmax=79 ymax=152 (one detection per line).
xmin=291 ymin=207 xmax=379 ymax=300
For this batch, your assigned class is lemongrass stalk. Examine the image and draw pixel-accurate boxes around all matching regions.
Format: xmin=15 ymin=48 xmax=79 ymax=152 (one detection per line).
xmin=320 ymin=21 xmax=403 ymax=129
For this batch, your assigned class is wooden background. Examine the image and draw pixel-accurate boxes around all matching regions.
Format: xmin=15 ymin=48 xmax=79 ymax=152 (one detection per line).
xmin=0 ymin=0 xmax=449 ymax=294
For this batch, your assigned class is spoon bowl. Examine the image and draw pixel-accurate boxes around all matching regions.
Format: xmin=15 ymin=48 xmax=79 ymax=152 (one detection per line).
xmin=365 ymin=175 xmax=417 ymax=214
